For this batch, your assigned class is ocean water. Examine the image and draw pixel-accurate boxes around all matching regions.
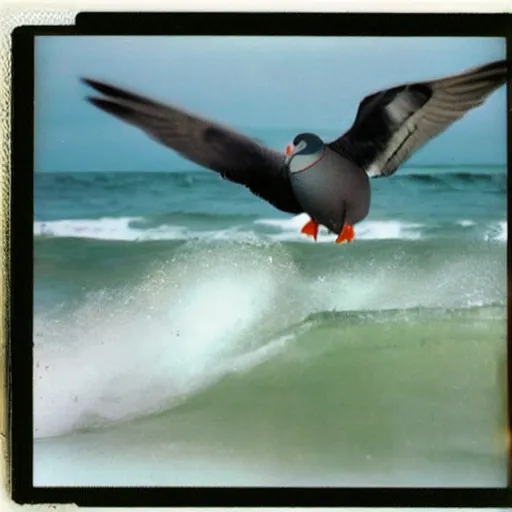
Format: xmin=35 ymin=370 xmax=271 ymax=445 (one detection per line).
xmin=33 ymin=163 xmax=508 ymax=487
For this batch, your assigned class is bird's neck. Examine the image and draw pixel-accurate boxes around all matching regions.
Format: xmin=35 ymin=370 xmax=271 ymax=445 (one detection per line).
xmin=289 ymin=148 xmax=326 ymax=174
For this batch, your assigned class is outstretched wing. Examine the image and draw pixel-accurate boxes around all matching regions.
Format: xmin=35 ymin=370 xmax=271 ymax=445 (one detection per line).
xmin=329 ymin=60 xmax=508 ymax=178
xmin=82 ymin=79 xmax=303 ymax=214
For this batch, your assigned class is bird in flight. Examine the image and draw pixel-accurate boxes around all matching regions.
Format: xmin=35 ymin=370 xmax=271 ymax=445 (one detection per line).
xmin=83 ymin=59 xmax=507 ymax=244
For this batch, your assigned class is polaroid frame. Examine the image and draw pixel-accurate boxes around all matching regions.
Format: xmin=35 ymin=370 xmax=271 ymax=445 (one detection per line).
xmin=8 ymin=11 xmax=512 ymax=507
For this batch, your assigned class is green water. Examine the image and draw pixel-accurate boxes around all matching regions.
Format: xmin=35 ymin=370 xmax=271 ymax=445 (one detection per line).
xmin=34 ymin=305 xmax=507 ymax=487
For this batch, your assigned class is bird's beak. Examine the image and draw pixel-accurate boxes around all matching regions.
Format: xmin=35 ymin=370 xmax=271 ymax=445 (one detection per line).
xmin=284 ymin=144 xmax=295 ymax=165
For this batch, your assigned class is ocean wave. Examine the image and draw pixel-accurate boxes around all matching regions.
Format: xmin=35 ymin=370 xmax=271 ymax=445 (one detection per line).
xmin=34 ymin=240 xmax=506 ymax=439
xmin=34 ymin=217 xmax=263 ymax=244
xmin=34 ymin=217 xmax=151 ymax=241
xmin=37 ymin=171 xmax=215 ymax=189
xmin=401 ymin=170 xmax=506 ymax=184
xmin=34 ymin=246 xmax=299 ymax=439
xmin=34 ymin=215 xmax=508 ymax=243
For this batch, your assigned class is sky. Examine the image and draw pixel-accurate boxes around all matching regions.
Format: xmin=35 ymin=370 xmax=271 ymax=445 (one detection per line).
xmin=35 ymin=36 xmax=507 ymax=172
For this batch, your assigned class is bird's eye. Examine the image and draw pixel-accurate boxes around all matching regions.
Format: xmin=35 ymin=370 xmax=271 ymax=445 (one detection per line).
xmin=295 ymin=139 xmax=308 ymax=154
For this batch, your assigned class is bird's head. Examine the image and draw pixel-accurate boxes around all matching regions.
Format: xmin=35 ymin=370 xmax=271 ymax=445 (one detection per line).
xmin=285 ymin=133 xmax=326 ymax=173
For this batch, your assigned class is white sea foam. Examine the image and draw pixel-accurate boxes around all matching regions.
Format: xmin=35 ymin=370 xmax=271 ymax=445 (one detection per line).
xmin=34 ymin=215 xmax=507 ymax=243
xmin=484 ymin=221 xmax=508 ymax=242
xmin=34 ymin=217 xmax=249 ymax=243
xmin=496 ymin=221 xmax=507 ymax=242
xmin=34 ymin=217 xmax=185 ymax=241
xmin=33 ymin=246 xmax=297 ymax=439
xmin=457 ymin=219 xmax=476 ymax=227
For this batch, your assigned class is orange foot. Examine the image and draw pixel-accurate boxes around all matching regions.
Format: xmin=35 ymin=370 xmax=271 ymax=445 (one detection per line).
xmin=335 ymin=224 xmax=355 ymax=244
xmin=301 ymin=219 xmax=319 ymax=242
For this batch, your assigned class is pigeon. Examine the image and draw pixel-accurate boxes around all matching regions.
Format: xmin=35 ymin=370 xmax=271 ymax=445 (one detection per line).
xmin=82 ymin=59 xmax=508 ymax=244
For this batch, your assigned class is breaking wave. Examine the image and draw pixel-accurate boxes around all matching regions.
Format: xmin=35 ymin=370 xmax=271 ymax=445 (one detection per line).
xmin=34 ymin=239 xmax=506 ymax=439
xmin=33 ymin=215 xmax=507 ymax=243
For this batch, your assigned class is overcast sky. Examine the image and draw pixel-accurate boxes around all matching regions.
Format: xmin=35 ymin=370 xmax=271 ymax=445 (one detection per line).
xmin=35 ymin=36 xmax=506 ymax=172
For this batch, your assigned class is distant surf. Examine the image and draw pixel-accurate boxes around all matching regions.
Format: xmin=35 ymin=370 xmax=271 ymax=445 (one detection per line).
xmin=34 ymin=215 xmax=507 ymax=243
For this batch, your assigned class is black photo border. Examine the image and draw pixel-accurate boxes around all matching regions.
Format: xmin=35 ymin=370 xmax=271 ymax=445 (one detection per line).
xmin=8 ymin=11 xmax=512 ymax=508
